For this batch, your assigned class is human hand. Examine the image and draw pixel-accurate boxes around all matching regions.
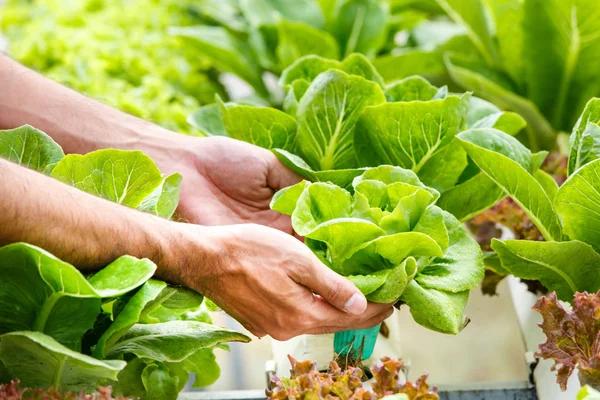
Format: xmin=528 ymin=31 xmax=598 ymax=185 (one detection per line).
xmin=147 ymin=134 xmax=301 ymax=234
xmin=164 ymin=222 xmax=394 ymax=340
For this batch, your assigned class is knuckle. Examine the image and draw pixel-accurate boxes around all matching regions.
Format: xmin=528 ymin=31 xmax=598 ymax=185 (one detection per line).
xmin=326 ymin=279 xmax=345 ymax=303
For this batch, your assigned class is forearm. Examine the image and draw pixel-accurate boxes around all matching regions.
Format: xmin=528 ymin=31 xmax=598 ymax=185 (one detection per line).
xmin=0 ymin=158 xmax=195 ymax=283
xmin=0 ymin=54 xmax=185 ymax=156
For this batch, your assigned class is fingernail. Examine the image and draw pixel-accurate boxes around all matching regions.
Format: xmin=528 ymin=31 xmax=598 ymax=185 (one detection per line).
xmin=344 ymin=293 xmax=367 ymax=315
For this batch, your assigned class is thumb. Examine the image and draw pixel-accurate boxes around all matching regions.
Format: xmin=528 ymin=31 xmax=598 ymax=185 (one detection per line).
xmin=290 ymin=258 xmax=368 ymax=315
xmin=266 ymin=153 xmax=304 ymax=190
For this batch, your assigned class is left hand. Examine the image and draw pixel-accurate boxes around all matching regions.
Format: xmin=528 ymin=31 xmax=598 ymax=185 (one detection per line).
xmin=146 ymin=135 xmax=302 ymax=234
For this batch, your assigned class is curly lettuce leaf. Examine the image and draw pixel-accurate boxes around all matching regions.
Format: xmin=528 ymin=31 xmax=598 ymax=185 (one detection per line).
xmin=280 ymin=53 xmax=385 ymax=88
xmin=534 ymin=291 xmax=600 ymax=391
xmin=355 ymin=93 xmax=469 ymax=172
xmin=271 ymin=166 xmax=483 ymax=333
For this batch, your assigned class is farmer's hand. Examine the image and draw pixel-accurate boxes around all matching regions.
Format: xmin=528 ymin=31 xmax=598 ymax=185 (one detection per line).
xmin=148 ymin=135 xmax=301 ymax=234
xmin=166 ymin=222 xmax=394 ymax=340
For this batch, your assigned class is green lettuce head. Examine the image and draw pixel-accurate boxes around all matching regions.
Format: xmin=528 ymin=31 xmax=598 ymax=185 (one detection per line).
xmin=271 ymin=166 xmax=484 ymax=334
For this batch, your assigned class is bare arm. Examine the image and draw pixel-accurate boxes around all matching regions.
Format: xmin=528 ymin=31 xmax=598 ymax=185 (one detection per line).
xmin=0 ymin=54 xmax=299 ymax=231
xmin=0 ymin=157 xmax=177 ymax=277
xmin=0 ymin=158 xmax=391 ymax=339
xmin=0 ymin=53 xmax=168 ymax=154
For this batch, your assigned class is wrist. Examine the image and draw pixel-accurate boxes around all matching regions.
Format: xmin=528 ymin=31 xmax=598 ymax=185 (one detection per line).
xmin=152 ymin=221 xmax=227 ymax=294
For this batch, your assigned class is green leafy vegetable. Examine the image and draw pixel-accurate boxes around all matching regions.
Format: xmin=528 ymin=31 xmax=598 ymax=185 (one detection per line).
xmin=296 ymin=70 xmax=386 ymax=170
xmin=1 ymin=0 xmax=226 ymax=133
xmin=0 ymin=125 xmax=64 ymax=173
xmin=568 ymin=98 xmax=600 ymax=175
xmin=0 ymin=332 xmax=125 ymax=392
xmin=271 ymin=166 xmax=483 ymax=334
xmin=218 ymin=100 xmax=297 ymax=151
xmin=466 ymin=101 xmax=600 ymax=303
xmin=0 ymin=126 xmax=250 ymax=398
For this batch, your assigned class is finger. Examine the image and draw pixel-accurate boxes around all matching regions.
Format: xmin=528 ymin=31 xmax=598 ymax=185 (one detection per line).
xmin=302 ymin=307 xmax=394 ymax=336
xmin=288 ymin=259 xmax=368 ymax=315
xmin=266 ymin=153 xmax=304 ymax=190
xmin=310 ymin=295 xmax=394 ymax=325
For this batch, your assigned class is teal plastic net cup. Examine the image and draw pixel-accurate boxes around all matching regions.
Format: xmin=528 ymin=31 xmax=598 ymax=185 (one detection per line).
xmin=333 ymin=324 xmax=380 ymax=360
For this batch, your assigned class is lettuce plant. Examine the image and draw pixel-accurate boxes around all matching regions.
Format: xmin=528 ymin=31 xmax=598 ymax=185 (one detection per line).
xmin=389 ymin=0 xmax=600 ymax=150
xmin=444 ymin=98 xmax=600 ymax=302
xmin=0 ymin=126 xmax=250 ymax=399
xmin=191 ymin=54 xmax=527 ymax=223
xmin=170 ymin=0 xmax=396 ymax=104
xmin=267 ymin=355 xmax=439 ymax=400
xmin=271 ymin=165 xmax=484 ymax=334
xmin=534 ymin=291 xmax=600 ymax=391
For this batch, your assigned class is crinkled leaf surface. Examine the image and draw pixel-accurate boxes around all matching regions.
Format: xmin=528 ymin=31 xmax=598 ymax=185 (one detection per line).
xmin=415 ymin=211 xmax=484 ymax=292
xmin=355 ymin=93 xmax=469 ymax=172
xmin=534 ymin=291 xmax=600 ymax=391
xmin=0 ymin=331 xmax=125 ymax=392
xmin=0 ymin=125 xmax=64 ymax=173
xmin=384 ymin=76 xmax=438 ymax=102
xmin=271 ymin=167 xmax=483 ymax=331
xmin=220 ymin=102 xmax=296 ymax=150
xmin=296 ymin=69 xmax=386 ymax=170
xmin=51 ymin=149 xmax=165 ymax=209
xmin=417 ymin=138 xmax=468 ymax=192
xmin=400 ymin=281 xmax=470 ymax=334
xmin=280 ymin=53 xmax=384 ymax=88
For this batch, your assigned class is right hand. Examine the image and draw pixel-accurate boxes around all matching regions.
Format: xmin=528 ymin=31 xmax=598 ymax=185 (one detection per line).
xmin=165 ymin=223 xmax=394 ymax=340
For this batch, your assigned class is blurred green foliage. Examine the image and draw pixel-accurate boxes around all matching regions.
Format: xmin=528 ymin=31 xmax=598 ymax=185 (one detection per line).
xmin=0 ymin=0 xmax=227 ymax=134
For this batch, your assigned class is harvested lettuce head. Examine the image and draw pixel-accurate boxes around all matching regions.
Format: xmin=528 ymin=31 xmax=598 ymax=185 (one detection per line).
xmin=271 ymin=166 xmax=484 ymax=334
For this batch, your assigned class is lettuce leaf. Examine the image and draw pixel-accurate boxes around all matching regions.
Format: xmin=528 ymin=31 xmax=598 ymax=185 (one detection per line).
xmin=271 ymin=165 xmax=483 ymax=334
